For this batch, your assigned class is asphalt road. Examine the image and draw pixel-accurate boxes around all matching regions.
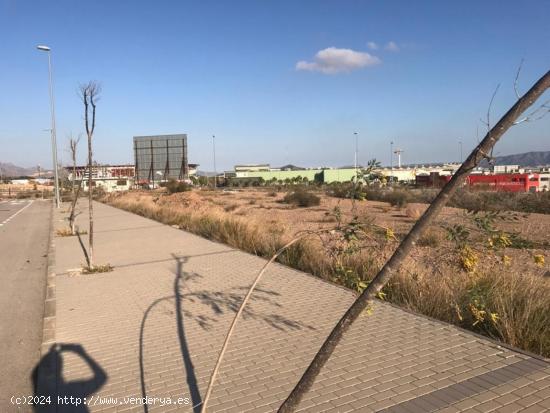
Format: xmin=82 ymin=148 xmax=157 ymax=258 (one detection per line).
xmin=0 ymin=200 xmax=51 ymax=412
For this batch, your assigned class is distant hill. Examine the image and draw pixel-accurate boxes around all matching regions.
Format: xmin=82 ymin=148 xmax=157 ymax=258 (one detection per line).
xmin=0 ymin=162 xmax=36 ymax=177
xmin=480 ymin=151 xmax=550 ymax=167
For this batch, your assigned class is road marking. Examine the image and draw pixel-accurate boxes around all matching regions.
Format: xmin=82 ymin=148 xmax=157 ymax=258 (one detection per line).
xmin=0 ymin=201 xmax=33 ymax=227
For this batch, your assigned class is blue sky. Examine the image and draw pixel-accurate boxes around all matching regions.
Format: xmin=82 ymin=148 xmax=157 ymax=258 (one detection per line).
xmin=1 ymin=0 xmax=549 ymax=171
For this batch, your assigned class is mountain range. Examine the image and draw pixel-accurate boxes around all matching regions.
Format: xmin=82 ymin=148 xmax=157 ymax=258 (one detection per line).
xmin=0 ymin=162 xmax=34 ymax=177
xmin=481 ymin=151 xmax=550 ymax=167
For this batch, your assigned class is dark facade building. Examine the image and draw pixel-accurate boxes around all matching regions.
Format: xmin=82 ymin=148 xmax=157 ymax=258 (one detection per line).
xmin=133 ymin=134 xmax=188 ymax=185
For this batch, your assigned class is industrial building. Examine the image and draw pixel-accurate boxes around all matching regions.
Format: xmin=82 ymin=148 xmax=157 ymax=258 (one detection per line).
xmin=134 ymin=134 xmax=189 ymax=186
xmin=468 ymin=173 xmax=540 ymax=192
xmin=230 ymin=163 xmax=462 ymax=185
xmin=230 ymin=162 xmax=548 ymax=192
xmin=416 ymin=172 xmax=543 ymax=192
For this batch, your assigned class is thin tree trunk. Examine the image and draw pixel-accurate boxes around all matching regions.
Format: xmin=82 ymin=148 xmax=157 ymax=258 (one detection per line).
xmin=72 ymin=155 xmax=76 ymax=200
xmin=278 ymin=70 xmax=550 ymax=412
xmin=81 ymin=82 xmax=99 ymax=268
xmin=69 ymin=137 xmax=80 ymax=234
xmin=69 ymin=178 xmax=82 ymax=234
xmin=88 ymin=134 xmax=94 ymax=268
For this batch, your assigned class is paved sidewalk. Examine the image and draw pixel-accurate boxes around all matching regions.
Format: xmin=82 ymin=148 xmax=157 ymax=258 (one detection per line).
xmin=46 ymin=201 xmax=549 ymax=412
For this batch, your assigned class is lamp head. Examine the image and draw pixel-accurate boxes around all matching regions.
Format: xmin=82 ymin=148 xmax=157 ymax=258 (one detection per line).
xmin=37 ymin=45 xmax=51 ymax=52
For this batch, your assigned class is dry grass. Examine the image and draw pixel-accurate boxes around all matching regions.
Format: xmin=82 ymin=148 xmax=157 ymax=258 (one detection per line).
xmin=82 ymin=263 xmax=114 ymax=274
xmin=388 ymin=268 xmax=550 ymax=356
xmin=101 ymin=190 xmax=550 ymax=357
xmin=224 ymin=203 xmax=239 ymax=212
xmin=416 ymin=229 xmax=441 ymax=247
xmin=56 ymin=228 xmax=75 ymax=237
xmin=56 ymin=228 xmax=87 ymax=237
xmin=405 ymin=204 xmax=424 ymax=220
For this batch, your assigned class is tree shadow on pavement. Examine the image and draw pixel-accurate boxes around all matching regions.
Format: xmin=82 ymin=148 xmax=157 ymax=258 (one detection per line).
xmin=32 ymin=343 xmax=107 ymax=413
xmin=139 ymin=254 xmax=316 ymax=413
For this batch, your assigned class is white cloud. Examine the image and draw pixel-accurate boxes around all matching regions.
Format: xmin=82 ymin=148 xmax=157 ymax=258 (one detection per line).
xmin=296 ymin=47 xmax=381 ymax=75
xmin=367 ymin=41 xmax=378 ymax=50
xmin=384 ymin=41 xmax=400 ymax=52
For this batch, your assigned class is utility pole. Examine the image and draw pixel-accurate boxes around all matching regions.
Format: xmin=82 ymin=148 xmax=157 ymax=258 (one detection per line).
xmin=394 ymin=148 xmax=403 ymax=168
xmin=459 ymin=140 xmax=463 ymax=163
xmin=390 ymin=141 xmax=394 ymax=186
xmin=37 ymin=45 xmax=60 ymax=208
xmin=212 ymin=135 xmax=217 ymax=188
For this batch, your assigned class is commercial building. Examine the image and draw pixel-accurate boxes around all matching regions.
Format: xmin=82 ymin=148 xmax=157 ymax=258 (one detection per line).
xmin=539 ymin=175 xmax=550 ymax=191
xmin=467 ymin=173 xmax=540 ymax=192
xmin=416 ymin=172 xmax=542 ymax=192
xmin=65 ymin=164 xmax=135 ymax=192
xmin=133 ymin=134 xmax=189 ymax=186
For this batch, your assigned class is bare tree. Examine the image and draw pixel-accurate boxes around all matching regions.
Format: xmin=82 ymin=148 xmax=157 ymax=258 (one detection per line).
xmin=68 ymin=134 xmax=82 ymax=234
xmin=80 ymin=81 xmax=100 ymax=268
xmin=277 ymin=70 xmax=550 ymax=412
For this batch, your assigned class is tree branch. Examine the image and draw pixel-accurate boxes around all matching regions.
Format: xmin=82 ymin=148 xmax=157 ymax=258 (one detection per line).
xmin=277 ymin=69 xmax=550 ymax=413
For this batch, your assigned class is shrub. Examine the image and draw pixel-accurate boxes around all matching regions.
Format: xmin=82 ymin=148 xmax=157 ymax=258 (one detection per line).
xmin=165 ymin=179 xmax=192 ymax=194
xmin=283 ymin=189 xmax=321 ymax=207
xmin=450 ymin=189 xmax=550 ymax=215
xmin=326 ymin=182 xmax=365 ymax=200
xmin=386 ymin=190 xmax=410 ymax=208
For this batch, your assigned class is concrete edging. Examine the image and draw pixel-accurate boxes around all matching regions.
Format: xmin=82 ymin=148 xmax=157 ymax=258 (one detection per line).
xmin=35 ymin=200 xmax=57 ymax=407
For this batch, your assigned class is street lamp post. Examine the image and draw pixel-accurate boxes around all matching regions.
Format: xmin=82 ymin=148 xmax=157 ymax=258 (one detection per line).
xmin=212 ymin=135 xmax=217 ymax=188
xmin=353 ymin=132 xmax=358 ymax=179
xmin=37 ymin=45 xmax=60 ymax=208
xmin=459 ymin=140 xmax=463 ymax=163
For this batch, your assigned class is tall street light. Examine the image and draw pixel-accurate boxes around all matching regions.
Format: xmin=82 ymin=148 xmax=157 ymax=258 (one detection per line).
xmin=212 ymin=135 xmax=217 ymax=188
xmin=458 ymin=140 xmax=463 ymax=163
xmin=353 ymin=132 xmax=358 ymax=179
xmin=37 ymin=45 xmax=60 ymax=208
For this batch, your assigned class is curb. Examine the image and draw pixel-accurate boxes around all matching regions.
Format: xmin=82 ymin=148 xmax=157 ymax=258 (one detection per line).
xmin=35 ymin=201 xmax=57 ymax=411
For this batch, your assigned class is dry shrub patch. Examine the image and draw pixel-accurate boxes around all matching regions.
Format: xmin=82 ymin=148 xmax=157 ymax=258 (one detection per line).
xmin=56 ymin=228 xmax=75 ymax=237
xmin=283 ymin=190 xmax=321 ymax=207
xmin=56 ymin=228 xmax=87 ymax=237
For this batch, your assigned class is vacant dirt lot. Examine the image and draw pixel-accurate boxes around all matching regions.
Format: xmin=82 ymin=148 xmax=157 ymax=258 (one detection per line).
xmin=128 ymin=187 xmax=549 ymax=270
